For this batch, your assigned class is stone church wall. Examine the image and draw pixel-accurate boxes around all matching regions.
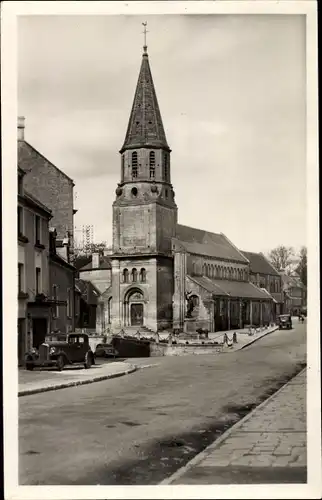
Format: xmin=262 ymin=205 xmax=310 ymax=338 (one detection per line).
xmin=187 ymin=253 xmax=249 ymax=280
xmin=156 ymin=257 xmax=174 ymax=330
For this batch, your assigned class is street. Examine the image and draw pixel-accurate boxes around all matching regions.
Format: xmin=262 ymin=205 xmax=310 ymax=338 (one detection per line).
xmin=19 ymin=322 xmax=306 ymax=485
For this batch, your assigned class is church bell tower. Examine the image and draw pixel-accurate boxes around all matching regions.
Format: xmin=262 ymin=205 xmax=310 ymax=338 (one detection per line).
xmin=111 ymin=29 xmax=177 ymax=332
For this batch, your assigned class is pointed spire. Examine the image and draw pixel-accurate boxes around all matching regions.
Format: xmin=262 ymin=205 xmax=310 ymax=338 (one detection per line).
xmin=120 ymin=36 xmax=170 ymax=153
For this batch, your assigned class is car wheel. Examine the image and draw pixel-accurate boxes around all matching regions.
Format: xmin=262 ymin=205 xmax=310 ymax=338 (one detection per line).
xmin=56 ymin=355 xmax=65 ymax=371
xmin=84 ymin=352 xmax=92 ymax=369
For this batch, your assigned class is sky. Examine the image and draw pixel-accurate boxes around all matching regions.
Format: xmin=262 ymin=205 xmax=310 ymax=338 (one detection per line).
xmin=18 ymin=14 xmax=306 ymax=254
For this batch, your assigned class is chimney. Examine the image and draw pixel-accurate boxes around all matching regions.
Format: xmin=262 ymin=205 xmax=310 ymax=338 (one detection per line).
xmin=18 ymin=116 xmax=25 ymax=141
xmin=92 ymin=252 xmax=100 ymax=269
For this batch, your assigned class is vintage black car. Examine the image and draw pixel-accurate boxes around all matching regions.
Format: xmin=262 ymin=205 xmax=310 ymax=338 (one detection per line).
xmin=25 ymin=333 xmax=95 ymax=371
xmin=278 ymin=314 xmax=293 ymax=330
xmin=94 ymin=343 xmax=119 ymax=358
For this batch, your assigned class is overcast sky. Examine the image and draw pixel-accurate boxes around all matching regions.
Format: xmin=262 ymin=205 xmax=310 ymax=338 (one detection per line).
xmin=18 ymin=14 xmax=306 ymax=254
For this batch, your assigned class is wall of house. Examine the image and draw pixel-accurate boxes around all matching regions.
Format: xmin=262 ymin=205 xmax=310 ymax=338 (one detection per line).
xmin=17 ymin=196 xmax=51 ymax=363
xmin=23 ymin=157 xmax=74 ymax=243
xmin=23 ymin=205 xmax=50 ymax=300
xmin=49 ymin=259 xmax=74 ymax=333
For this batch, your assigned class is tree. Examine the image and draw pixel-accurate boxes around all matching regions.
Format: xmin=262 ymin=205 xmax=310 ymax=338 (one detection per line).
xmin=71 ymin=241 xmax=109 ymax=270
xmin=295 ymin=246 xmax=307 ymax=287
xmin=267 ymin=245 xmax=295 ymax=274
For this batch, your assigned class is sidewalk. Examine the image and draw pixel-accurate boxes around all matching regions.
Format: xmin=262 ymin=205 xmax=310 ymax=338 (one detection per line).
xmin=161 ymin=368 xmax=307 ymax=484
xmin=18 ymin=361 xmax=137 ymax=397
xmin=210 ymin=324 xmax=279 ymax=353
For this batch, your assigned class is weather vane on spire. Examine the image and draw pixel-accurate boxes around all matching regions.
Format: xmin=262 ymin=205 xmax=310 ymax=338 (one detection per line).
xmin=142 ymin=21 xmax=148 ymax=53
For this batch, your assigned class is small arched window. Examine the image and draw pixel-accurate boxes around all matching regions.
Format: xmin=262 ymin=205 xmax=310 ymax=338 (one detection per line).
xmin=140 ymin=268 xmax=146 ymax=283
xmin=131 ymin=268 xmax=138 ymax=283
xmin=123 ymin=268 xmax=129 ymax=283
xmin=202 ymin=263 xmax=207 ymax=276
xmin=211 ymin=265 xmax=214 ymax=279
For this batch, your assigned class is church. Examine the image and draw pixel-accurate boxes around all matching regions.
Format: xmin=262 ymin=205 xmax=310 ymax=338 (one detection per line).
xmin=80 ymin=41 xmax=276 ymax=334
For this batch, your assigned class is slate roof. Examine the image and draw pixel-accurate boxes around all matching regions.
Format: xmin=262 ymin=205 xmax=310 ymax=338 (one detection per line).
xmin=75 ymin=278 xmax=100 ymax=304
xmin=18 ymin=141 xmax=74 ymax=184
xmin=79 ymin=256 xmax=112 ymax=271
xmin=175 ymin=224 xmax=248 ymax=263
xmin=241 ymin=250 xmax=280 ymax=276
xmin=189 ymin=275 xmax=271 ymax=300
xmin=120 ymin=48 xmax=170 ymax=153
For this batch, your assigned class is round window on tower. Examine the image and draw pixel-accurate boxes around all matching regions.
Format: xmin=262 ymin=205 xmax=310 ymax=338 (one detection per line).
xmin=131 ymin=187 xmax=138 ymax=197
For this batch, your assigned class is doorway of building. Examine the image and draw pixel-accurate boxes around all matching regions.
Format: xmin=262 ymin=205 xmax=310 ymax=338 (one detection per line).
xmin=32 ymin=318 xmax=47 ymax=348
xmin=130 ymin=303 xmax=144 ymax=326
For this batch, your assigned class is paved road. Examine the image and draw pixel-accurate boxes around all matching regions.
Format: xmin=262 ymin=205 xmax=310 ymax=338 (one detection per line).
xmin=19 ymin=322 xmax=306 ymax=485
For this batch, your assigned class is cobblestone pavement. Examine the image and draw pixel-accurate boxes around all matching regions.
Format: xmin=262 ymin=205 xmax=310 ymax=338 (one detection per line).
xmin=164 ymin=369 xmax=306 ymax=484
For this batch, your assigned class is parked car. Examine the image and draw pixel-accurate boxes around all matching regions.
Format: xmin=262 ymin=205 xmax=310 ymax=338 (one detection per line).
xmin=25 ymin=333 xmax=95 ymax=371
xmin=95 ymin=343 xmax=118 ymax=358
xmin=278 ymin=314 xmax=293 ymax=330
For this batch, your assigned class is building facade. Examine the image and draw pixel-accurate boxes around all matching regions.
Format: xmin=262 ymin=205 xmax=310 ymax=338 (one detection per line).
xmin=103 ymin=43 xmax=275 ymax=334
xmin=49 ymin=229 xmax=76 ymax=334
xmin=18 ymin=116 xmax=76 ymax=255
xmin=281 ymin=273 xmax=306 ymax=316
xmin=241 ymin=250 xmax=284 ymax=317
xmin=17 ymin=124 xmax=78 ymax=365
xmin=18 ymin=167 xmax=52 ymax=364
xmin=78 ymin=252 xmax=112 ymax=334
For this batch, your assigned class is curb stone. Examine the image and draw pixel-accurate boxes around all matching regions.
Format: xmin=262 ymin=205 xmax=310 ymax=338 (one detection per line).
xmin=18 ymin=365 xmax=137 ymax=397
xmin=159 ymin=366 xmax=306 ymax=485
xmin=239 ymin=326 xmax=279 ymax=350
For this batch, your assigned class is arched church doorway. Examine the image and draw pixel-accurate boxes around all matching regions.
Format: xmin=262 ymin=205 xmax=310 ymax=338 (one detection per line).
xmin=124 ymin=289 xmax=144 ymax=327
